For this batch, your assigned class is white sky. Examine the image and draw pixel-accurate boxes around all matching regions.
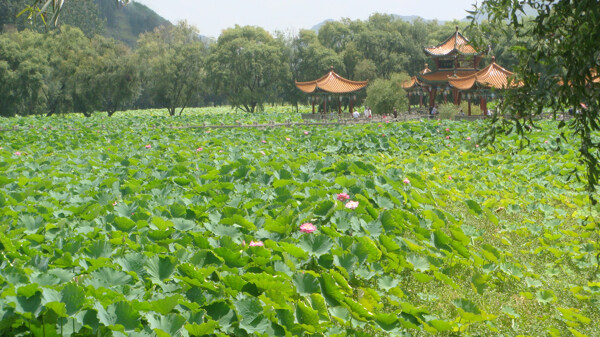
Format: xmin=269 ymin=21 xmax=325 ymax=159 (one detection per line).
xmin=133 ymin=0 xmax=479 ymax=39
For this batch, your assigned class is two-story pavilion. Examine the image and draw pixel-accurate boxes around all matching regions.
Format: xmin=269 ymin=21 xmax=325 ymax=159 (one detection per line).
xmin=404 ymin=26 xmax=521 ymax=115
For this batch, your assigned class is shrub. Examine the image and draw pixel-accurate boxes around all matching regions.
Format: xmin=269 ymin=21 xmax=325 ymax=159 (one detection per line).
xmin=365 ymin=72 xmax=409 ymax=116
xmin=438 ymin=103 xmax=460 ymax=119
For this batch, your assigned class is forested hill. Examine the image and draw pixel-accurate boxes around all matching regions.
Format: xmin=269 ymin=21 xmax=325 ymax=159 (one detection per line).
xmin=96 ymin=0 xmax=172 ymax=46
xmin=0 ymin=0 xmax=172 ymax=46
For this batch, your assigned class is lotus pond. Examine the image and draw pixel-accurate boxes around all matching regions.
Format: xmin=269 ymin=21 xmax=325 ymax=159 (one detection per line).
xmin=0 ymin=110 xmax=599 ymax=336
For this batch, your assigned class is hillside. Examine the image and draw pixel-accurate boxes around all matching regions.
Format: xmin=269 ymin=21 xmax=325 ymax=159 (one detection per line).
xmin=96 ymin=0 xmax=172 ymax=46
xmin=311 ymin=14 xmax=449 ymax=32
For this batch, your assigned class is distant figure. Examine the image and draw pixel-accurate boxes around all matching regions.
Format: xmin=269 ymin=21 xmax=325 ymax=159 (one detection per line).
xmin=353 ymin=110 xmax=360 ymax=119
xmin=431 ymin=105 xmax=437 ymax=115
xmin=459 ymin=108 xmax=464 ymax=116
xmin=393 ymin=107 xmax=398 ymax=118
xmin=364 ymin=106 xmax=372 ymax=118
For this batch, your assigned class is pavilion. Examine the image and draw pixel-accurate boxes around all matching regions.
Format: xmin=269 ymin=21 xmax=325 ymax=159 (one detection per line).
xmin=447 ymin=56 xmax=522 ymax=115
xmin=295 ymin=66 xmax=368 ymax=114
xmin=403 ymin=26 xmax=485 ymax=112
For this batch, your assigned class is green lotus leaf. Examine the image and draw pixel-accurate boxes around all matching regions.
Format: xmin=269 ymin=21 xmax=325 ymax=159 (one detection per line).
xmin=296 ymin=301 xmax=319 ymax=326
xmin=147 ymin=313 xmax=186 ymax=336
xmin=61 ymin=282 xmax=86 ymax=316
xmin=298 ymin=234 xmax=334 ymax=257
xmin=293 ymin=272 xmax=321 ymax=296
xmin=113 ymin=216 xmax=137 ymax=232
xmin=146 ymin=255 xmax=177 ymax=283
xmin=85 ymin=267 xmax=132 ymax=288
xmin=536 ymin=290 xmax=556 ymax=304
xmin=407 ymin=254 xmax=430 ymax=272
xmin=464 ymin=199 xmax=483 ymax=215
xmin=95 ymin=301 xmax=141 ymax=331
xmin=185 ymin=320 xmax=219 ymax=336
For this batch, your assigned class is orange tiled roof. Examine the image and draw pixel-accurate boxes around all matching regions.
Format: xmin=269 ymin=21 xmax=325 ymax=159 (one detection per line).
xmin=402 ymin=77 xmax=420 ymax=89
xmin=402 ymin=64 xmax=432 ymax=89
xmin=419 ymin=69 xmax=479 ymax=83
xmin=448 ymin=57 xmax=521 ymax=90
xmin=424 ymin=26 xmax=479 ymax=56
xmin=295 ymin=67 xmax=368 ymax=94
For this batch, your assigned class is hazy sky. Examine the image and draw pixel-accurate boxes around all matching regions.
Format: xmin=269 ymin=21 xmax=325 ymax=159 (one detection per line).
xmin=134 ymin=0 xmax=478 ymax=38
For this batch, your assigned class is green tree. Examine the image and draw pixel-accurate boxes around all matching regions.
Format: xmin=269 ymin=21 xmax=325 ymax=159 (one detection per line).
xmin=42 ymin=25 xmax=93 ymax=116
xmin=206 ymin=25 xmax=289 ymax=113
xmin=136 ymin=21 xmax=206 ymax=116
xmin=354 ymin=59 xmax=377 ymax=82
xmin=290 ymin=30 xmax=343 ymax=83
xmin=318 ymin=20 xmax=352 ymax=54
xmin=474 ymin=0 xmax=600 ymax=201
xmin=72 ymin=35 xmax=140 ymax=116
xmin=93 ymin=36 xmax=141 ymax=116
xmin=0 ymin=29 xmax=48 ymax=117
xmin=364 ymin=73 xmax=410 ymax=115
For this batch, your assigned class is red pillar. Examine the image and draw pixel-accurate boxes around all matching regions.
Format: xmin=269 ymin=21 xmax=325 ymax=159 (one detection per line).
xmin=468 ymin=99 xmax=472 ymax=116
xmin=453 ymin=88 xmax=459 ymax=105
xmin=429 ymin=89 xmax=437 ymax=108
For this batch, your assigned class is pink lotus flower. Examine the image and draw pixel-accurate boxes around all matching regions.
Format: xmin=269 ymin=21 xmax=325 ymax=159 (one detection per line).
xmin=446 ymin=136 xmax=450 ymax=139
xmin=445 ymin=128 xmax=450 ymax=132
xmin=14 ymin=151 xmax=21 ymax=156
xmin=386 ymin=120 xmax=390 ymax=123
xmin=544 ymin=140 xmax=548 ymax=144
xmin=260 ymin=151 xmax=265 ymax=155
xmin=285 ymin=137 xmax=291 ymax=141
xmin=476 ymin=144 xmax=480 ymax=148
xmin=403 ymin=178 xmax=410 ymax=184
xmin=300 ymin=222 xmax=316 ymax=233
xmin=466 ymin=137 xmax=471 ymax=141
xmin=261 ymin=140 xmax=267 ymax=143
xmin=145 ymin=144 xmax=151 ymax=149
xmin=249 ymin=240 xmax=264 ymax=247
xmin=304 ymin=131 xmax=309 ymax=135
xmin=337 ymin=193 xmax=350 ymax=201
xmin=196 ymin=147 xmax=203 ymax=152
xmin=448 ymin=176 xmax=453 ymax=180
xmin=113 ymin=201 xmax=118 ymax=206
xmin=219 ymin=150 xmax=224 ymax=153
xmin=345 ymin=200 xmax=359 ymax=209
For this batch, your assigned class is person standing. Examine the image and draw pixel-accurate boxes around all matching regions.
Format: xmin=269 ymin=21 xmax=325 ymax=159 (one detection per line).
xmin=431 ymin=105 xmax=437 ymax=116
xmin=364 ymin=106 xmax=372 ymax=118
